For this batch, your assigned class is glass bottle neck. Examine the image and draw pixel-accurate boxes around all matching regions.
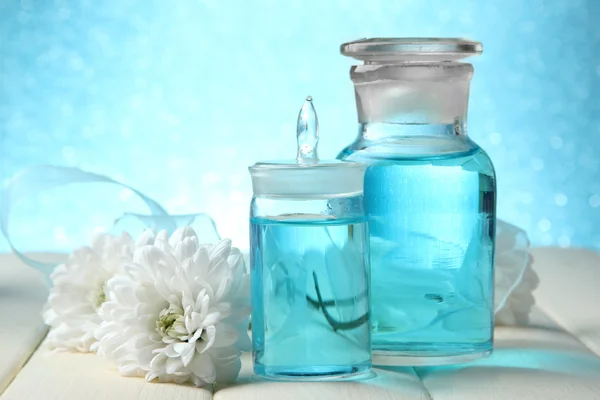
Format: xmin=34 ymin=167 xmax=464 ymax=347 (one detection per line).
xmin=350 ymin=62 xmax=473 ymax=138
xmin=358 ymin=120 xmax=466 ymax=141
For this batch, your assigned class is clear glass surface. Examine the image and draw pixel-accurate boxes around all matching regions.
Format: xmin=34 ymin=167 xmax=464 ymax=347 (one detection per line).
xmin=250 ymin=195 xmax=372 ymax=379
xmin=339 ymin=132 xmax=495 ymax=363
xmin=339 ymin=38 xmax=496 ymax=365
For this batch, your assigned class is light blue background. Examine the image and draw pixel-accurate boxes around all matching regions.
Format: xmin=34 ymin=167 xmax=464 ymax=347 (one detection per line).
xmin=1 ymin=0 xmax=599 ymax=252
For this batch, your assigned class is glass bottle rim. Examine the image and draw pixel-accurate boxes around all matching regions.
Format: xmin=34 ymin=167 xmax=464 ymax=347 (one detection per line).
xmin=249 ymin=159 xmax=364 ymax=172
xmin=341 ymin=37 xmax=482 ymax=62
xmin=248 ymin=160 xmax=366 ymax=198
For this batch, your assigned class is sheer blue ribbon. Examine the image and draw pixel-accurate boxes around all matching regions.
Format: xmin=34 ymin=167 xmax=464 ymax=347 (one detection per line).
xmin=0 ymin=165 xmax=218 ymax=283
xmin=1 ymin=166 xmax=533 ymax=324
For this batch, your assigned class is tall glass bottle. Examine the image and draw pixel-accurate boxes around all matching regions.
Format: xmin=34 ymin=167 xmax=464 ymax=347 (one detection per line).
xmin=337 ymin=38 xmax=496 ymax=365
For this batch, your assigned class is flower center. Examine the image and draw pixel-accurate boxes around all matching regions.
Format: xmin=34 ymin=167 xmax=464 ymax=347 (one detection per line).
xmin=94 ymin=284 xmax=107 ymax=311
xmin=159 ymin=312 xmax=179 ymax=331
xmin=156 ymin=304 xmax=186 ymax=340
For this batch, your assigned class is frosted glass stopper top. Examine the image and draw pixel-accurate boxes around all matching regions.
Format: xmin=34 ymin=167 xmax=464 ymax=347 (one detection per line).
xmin=341 ymin=38 xmax=482 ymax=63
xmin=248 ymin=96 xmax=366 ymax=198
xmin=296 ymin=96 xmax=319 ymax=163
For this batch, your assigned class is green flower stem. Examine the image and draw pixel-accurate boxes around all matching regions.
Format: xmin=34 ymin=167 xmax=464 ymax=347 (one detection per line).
xmin=310 ymin=271 xmax=369 ymax=332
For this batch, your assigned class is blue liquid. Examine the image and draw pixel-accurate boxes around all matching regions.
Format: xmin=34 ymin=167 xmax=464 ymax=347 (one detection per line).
xmin=340 ymin=140 xmax=496 ymax=364
xmin=250 ymin=215 xmax=371 ymax=379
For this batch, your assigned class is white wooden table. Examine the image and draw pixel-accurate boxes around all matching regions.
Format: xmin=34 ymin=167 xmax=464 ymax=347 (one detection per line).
xmin=2 ymin=247 xmax=600 ymax=400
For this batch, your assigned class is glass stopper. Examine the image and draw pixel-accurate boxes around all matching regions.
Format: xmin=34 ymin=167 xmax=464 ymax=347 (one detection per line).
xmin=296 ymin=96 xmax=319 ymax=163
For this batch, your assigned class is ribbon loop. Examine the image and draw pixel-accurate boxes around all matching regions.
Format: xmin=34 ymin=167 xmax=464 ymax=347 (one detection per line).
xmin=0 ymin=165 xmax=207 ymax=283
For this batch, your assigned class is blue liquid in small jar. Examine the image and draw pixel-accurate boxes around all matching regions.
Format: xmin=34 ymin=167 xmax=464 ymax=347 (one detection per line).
xmin=339 ymin=135 xmax=496 ymax=364
xmin=250 ymin=212 xmax=371 ymax=379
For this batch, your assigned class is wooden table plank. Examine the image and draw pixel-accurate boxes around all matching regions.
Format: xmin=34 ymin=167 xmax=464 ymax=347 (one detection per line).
xmin=1 ymin=342 xmax=212 ymax=400
xmin=529 ymin=247 xmax=600 ymax=356
xmin=0 ymin=255 xmax=48 ymax=394
xmin=416 ymin=326 xmax=600 ymax=400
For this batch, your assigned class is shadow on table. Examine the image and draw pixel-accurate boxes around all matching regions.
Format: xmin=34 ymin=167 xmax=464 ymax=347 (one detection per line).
xmin=407 ymin=348 xmax=600 ymax=378
xmin=215 ymin=353 xmax=428 ymax=399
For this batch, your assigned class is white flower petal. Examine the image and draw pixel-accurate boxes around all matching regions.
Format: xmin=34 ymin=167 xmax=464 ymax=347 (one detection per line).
xmin=213 ymin=276 xmax=231 ymax=302
xmin=212 ymin=323 xmax=239 ymax=347
xmin=202 ymin=311 xmax=221 ymax=328
xmin=234 ymin=323 xmax=252 ymax=352
xmin=168 ymin=227 xmax=197 ymax=250
xmin=207 ymin=239 xmax=232 ymax=269
xmin=189 ymin=327 xmax=203 ymax=344
xmin=192 ymin=248 xmax=210 ymax=275
xmin=135 ymin=229 xmax=156 ymax=247
xmin=133 ymin=246 xmax=164 ymax=270
xmin=118 ymin=363 xmax=143 ymax=377
xmin=209 ymin=346 xmax=242 ymax=382
xmin=166 ymin=356 xmax=183 ymax=374
xmin=227 ymin=248 xmax=246 ymax=273
xmin=213 ymin=357 xmax=241 ymax=383
xmin=154 ymin=230 xmax=171 ymax=253
xmin=198 ymin=325 xmax=216 ymax=353
xmin=163 ymin=344 xmax=179 ymax=358
xmin=187 ymin=351 xmax=216 ymax=383
xmin=145 ymin=371 xmax=159 ymax=382
xmin=213 ymin=303 xmax=232 ymax=320
xmin=172 ymin=236 xmax=199 ymax=263
xmin=195 ymin=290 xmax=209 ymax=317
xmin=172 ymin=342 xmax=193 ymax=355
xmin=149 ymin=352 xmax=167 ymax=370
xmin=181 ymin=346 xmax=195 ymax=367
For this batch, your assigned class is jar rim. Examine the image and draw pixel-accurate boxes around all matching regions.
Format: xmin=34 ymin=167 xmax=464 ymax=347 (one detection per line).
xmin=248 ymin=160 xmax=366 ymax=198
xmin=248 ymin=159 xmax=364 ymax=172
xmin=341 ymin=37 xmax=482 ymax=63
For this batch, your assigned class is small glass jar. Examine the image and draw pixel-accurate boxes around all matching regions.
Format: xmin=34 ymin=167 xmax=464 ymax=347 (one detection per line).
xmin=249 ymin=98 xmax=371 ymax=380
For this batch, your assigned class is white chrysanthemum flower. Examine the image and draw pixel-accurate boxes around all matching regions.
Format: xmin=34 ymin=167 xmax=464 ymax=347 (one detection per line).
xmin=95 ymin=227 xmax=251 ymax=387
xmin=43 ymin=231 xmax=142 ymax=352
xmin=494 ymin=220 xmax=539 ymax=325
